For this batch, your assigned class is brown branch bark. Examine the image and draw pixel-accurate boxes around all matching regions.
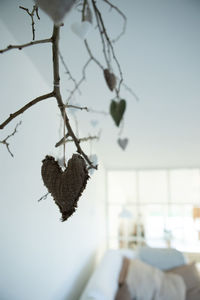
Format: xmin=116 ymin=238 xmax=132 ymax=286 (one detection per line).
xmin=0 ymin=92 xmax=54 ymax=130
xmin=55 ymin=134 xmax=99 ymax=148
xmin=52 ymin=25 xmax=97 ymax=170
xmin=0 ymin=121 xmax=22 ymax=157
xmin=0 ymin=38 xmax=52 ymax=54
xmin=66 ymin=104 xmax=89 ymax=111
xmin=19 ymin=5 xmax=40 ymax=40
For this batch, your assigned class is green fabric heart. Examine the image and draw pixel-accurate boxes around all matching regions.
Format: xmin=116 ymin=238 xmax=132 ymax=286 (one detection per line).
xmin=110 ymin=99 xmax=126 ymax=127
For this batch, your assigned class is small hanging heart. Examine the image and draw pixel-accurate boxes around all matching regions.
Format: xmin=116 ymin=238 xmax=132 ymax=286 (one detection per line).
xmin=103 ymin=69 xmax=116 ymax=91
xmin=88 ymin=154 xmax=98 ymax=175
xmin=118 ymin=138 xmax=129 ymax=150
xmin=71 ymin=21 xmax=91 ymax=40
xmin=90 ymin=119 xmax=98 ymax=127
xmin=110 ymin=99 xmax=126 ymax=127
xmin=41 ymin=154 xmax=89 ymax=221
xmin=34 ymin=0 xmax=75 ymax=25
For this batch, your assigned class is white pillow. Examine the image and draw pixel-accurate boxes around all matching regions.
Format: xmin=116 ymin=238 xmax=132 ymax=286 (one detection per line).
xmin=87 ymin=291 xmax=106 ymax=300
xmin=137 ymin=246 xmax=186 ymax=270
xmin=80 ymin=250 xmax=123 ymax=300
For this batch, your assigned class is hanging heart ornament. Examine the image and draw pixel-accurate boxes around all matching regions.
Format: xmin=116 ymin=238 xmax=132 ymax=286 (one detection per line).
xmin=110 ymin=99 xmax=126 ymax=127
xmin=103 ymin=69 xmax=116 ymax=91
xmin=118 ymin=138 xmax=129 ymax=150
xmin=41 ymin=154 xmax=89 ymax=221
xmin=34 ymin=0 xmax=75 ymax=24
xmin=71 ymin=21 xmax=92 ymax=40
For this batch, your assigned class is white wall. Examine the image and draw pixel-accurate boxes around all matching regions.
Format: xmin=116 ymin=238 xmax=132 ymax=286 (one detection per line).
xmin=0 ymin=20 xmax=106 ymax=300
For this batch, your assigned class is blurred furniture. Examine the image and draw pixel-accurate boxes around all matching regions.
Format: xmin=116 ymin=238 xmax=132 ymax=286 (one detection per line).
xmin=79 ymin=247 xmax=200 ymax=300
xmin=193 ymin=206 xmax=200 ymax=240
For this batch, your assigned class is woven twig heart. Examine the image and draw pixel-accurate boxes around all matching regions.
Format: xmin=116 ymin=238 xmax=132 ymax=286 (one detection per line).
xmin=41 ymin=154 xmax=89 ymax=221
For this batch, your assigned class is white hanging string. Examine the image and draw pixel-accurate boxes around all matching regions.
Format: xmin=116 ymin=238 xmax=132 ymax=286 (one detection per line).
xmin=63 ymin=107 xmax=67 ymax=168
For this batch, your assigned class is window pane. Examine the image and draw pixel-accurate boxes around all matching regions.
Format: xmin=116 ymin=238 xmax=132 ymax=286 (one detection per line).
xmin=138 ymin=171 xmax=168 ymax=203
xmin=107 ymin=169 xmax=200 ymax=252
xmin=107 ymin=171 xmax=137 ymax=204
xmin=170 ymin=169 xmax=200 ymax=204
xmin=108 ymin=204 xmax=122 ymax=238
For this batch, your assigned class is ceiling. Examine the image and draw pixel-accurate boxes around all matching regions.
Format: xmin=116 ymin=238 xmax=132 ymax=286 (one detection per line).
xmin=1 ymin=0 xmax=200 ymax=169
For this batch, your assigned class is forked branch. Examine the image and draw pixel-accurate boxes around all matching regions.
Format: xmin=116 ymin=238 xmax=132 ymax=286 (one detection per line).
xmin=0 ymin=121 xmax=22 ymax=157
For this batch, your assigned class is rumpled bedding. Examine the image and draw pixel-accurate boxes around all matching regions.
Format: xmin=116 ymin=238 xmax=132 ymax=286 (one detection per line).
xmin=126 ymin=259 xmax=186 ymax=300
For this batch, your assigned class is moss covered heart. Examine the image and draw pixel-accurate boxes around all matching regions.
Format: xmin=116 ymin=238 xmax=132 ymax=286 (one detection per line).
xmin=110 ymin=99 xmax=126 ymax=127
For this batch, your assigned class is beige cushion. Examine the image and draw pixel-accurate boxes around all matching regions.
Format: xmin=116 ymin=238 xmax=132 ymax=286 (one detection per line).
xmin=166 ymin=262 xmax=200 ymax=290
xmin=115 ymin=283 xmax=132 ymax=300
xmin=118 ymin=257 xmax=130 ymax=286
xmin=126 ymin=259 xmax=186 ymax=300
xmin=187 ymin=286 xmax=200 ymax=300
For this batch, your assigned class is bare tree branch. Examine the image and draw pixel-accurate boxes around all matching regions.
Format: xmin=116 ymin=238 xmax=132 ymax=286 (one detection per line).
xmin=52 ymin=25 xmax=97 ymax=170
xmin=0 ymin=38 xmax=52 ymax=54
xmin=38 ymin=192 xmax=49 ymax=202
xmin=0 ymin=92 xmax=54 ymax=130
xmin=84 ymin=40 xmax=104 ymax=69
xmin=102 ymin=0 xmax=127 ymax=43
xmin=66 ymin=104 xmax=89 ymax=111
xmin=59 ymin=51 xmax=81 ymax=95
xmin=55 ymin=134 xmax=99 ymax=148
xmin=88 ymin=108 xmax=108 ymax=115
xmin=0 ymin=121 xmax=22 ymax=157
xmin=122 ymin=81 xmax=140 ymax=102
xmin=19 ymin=5 xmax=40 ymax=40
xmin=0 ymin=1 xmax=127 ymax=174
xmin=66 ymin=57 xmax=92 ymax=103
xmin=91 ymin=0 xmax=124 ymax=96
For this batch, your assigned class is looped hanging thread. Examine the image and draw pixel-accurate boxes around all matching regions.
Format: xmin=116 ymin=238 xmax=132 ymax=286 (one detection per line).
xmin=54 ymin=82 xmax=60 ymax=88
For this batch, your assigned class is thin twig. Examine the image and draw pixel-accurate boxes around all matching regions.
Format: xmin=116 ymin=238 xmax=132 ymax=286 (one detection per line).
xmin=64 ymin=40 xmax=104 ymax=105
xmin=59 ymin=51 xmax=81 ymax=95
xmin=88 ymin=108 xmax=109 ymax=115
xmin=66 ymin=58 xmax=92 ymax=103
xmin=84 ymin=40 xmax=104 ymax=69
xmin=55 ymin=134 xmax=99 ymax=147
xmin=66 ymin=104 xmax=89 ymax=111
xmin=92 ymin=1 xmax=110 ymax=68
xmin=91 ymin=0 xmax=124 ymax=96
xmin=19 ymin=5 xmax=40 ymax=40
xmin=102 ymin=0 xmax=127 ymax=43
xmin=0 ymin=121 xmax=22 ymax=157
xmin=0 ymin=92 xmax=54 ymax=130
xmin=38 ymin=192 xmax=49 ymax=202
xmin=0 ymin=38 xmax=52 ymax=54
xmin=121 ymin=82 xmax=140 ymax=102
xmin=67 ymin=104 xmax=108 ymax=115
xmin=52 ymin=25 xmax=96 ymax=170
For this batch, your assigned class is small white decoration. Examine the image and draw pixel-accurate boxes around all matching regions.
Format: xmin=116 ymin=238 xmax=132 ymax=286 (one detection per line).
xmin=118 ymin=138 xmax=128 ymax=150
xmin=88 ymin=154 xmax=98 ymax=175
xmin=71 ymin=21 xmax=91 ymax=40
xmin=34 ymin=0 xmax=75 ymax=25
